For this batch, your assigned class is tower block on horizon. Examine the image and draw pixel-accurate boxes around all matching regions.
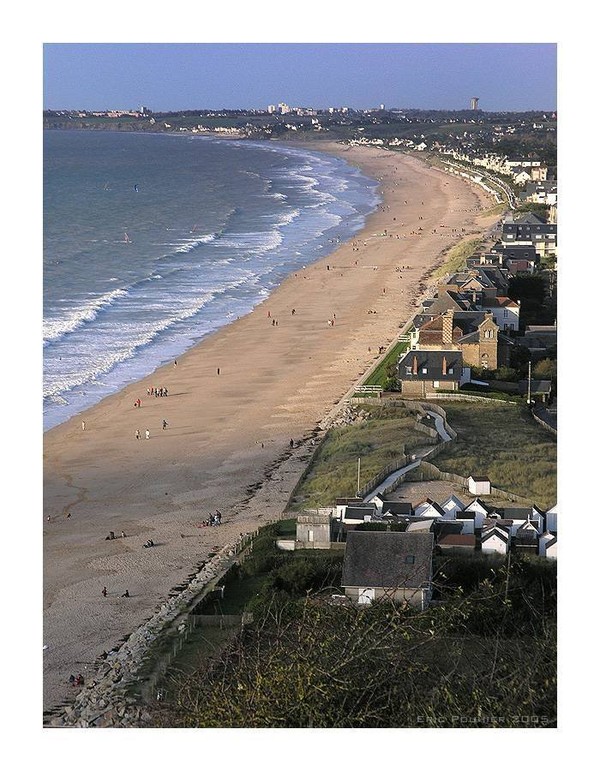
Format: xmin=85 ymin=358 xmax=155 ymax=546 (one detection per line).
xmin=471 ymin=96 xmax=479 ymax=111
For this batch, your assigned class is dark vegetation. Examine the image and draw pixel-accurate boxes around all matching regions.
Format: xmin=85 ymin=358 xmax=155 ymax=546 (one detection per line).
xmin=148 ymin=521 xmax=556 ymax=728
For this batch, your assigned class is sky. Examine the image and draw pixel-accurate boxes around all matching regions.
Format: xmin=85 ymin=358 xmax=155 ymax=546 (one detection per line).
xmin=43 ymin=42 xmax=557 ymax=113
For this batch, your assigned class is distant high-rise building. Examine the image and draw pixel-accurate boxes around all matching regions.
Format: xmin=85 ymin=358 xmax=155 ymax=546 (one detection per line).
xmin=471 ymin=97 xmax=479 ymax=111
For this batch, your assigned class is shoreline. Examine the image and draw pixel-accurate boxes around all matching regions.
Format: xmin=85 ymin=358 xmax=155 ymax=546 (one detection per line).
xmin=42 ymin=133 xmax=380 ymax=434
xmin=43 ymin=143 xmax=499 ymax=711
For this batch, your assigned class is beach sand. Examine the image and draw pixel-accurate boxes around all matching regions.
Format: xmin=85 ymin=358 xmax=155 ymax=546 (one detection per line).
xmin=43 ymin=144 xmax=499 ymax=711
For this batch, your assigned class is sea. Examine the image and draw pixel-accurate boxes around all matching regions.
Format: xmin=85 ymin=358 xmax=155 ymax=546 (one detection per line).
xmin=43 ymin=130 xmax=380 ymax=431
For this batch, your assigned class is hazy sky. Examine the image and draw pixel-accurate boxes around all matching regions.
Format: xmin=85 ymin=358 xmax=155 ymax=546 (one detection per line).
xmin=43 ymin=43 xmax=557 ymax=113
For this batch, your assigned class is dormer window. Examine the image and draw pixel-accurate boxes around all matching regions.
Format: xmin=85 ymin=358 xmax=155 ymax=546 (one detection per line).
xmin=405 ymin=555 xmax=415 ymax=564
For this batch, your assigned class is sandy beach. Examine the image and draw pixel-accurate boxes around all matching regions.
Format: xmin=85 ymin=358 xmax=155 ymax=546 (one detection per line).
xmin=43 ymin=143 xmax=498 ymax=711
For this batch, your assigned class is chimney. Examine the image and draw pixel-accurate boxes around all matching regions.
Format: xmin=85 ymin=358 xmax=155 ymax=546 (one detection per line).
xmin=442 ymin=356 xmax=447 ymax=375
xmin=442 ymin=310 xmax=454 ymax=345
xmin=412 ymin=355 xmax=419 ymax=375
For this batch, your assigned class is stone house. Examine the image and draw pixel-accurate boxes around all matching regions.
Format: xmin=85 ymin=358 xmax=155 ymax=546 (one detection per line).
xmin=411 ymin=309 xmax=511 ymax=371
xmin=396 ymin=349 xmax=466 ymax=397
xmin=341 ymin=531 xmax=434 ymax=608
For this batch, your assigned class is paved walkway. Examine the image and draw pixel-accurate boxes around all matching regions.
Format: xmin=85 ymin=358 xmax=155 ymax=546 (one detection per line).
xmin=364 ymin=409 xmax=453 ymax=502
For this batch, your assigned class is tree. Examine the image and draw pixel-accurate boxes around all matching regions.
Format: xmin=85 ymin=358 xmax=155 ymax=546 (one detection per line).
xmin=533 ymin=358 xmax=557 ymax=381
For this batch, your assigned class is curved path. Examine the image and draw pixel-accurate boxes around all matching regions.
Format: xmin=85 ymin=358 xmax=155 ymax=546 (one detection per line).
xmin=364 ymin=409 xmax=453 ymax=502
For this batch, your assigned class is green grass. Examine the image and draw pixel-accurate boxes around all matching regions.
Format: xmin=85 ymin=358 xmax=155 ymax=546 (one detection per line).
xmin=361 ymin=338 xmax=410 ymax=388
xmin=429 ymin=400 xmax=556 ymax=508
xmin=431 ymin=237 xmax=482 ymax=280
xmin=289 ymin=404 xmax=433 ymax=508
xmin=290 ymin=399 xmax=555 ymax=510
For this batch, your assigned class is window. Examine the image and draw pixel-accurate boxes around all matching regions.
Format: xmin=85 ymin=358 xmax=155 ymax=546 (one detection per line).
xmin=405 ymin=555 xmax=415 ymax=564
xmin=422 ymin=367 xmax=428 ymax=374
xmin=433 ymin=380 xmax=440 ymax=388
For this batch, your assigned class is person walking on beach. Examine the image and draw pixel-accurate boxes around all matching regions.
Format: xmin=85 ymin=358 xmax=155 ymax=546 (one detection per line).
xmin=135 ymin=429 xmax=140 ymax=440
xmin=102 ymin=587 xmax=107 ymax=597
xmin=81 ymin=421 xmax=86 ymax=431
xmin=162 ymin=420 xmax=168 ymax=430
xmin=145 ymin=429 xmax=150 ymax=440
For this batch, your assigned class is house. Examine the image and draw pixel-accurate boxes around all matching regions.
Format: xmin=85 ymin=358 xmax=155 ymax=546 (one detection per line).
xmin=370 ymin=495 xmax=413 ymax=518
xmin=493 ymin=506 xmax=545 ymax=536
xmin=413 ymin=498 xmax=446 ymax=518
xmin=501 ymin=212 xmax=557 ymax=261
xmin=481 ymin=524 xmax=511 ymax=554
xmin=411 ymin=309 xmax=511 ymax=370
xmin=434 ymin=520 xmax=466 ymax=539
xmin=381 ymin=501 xmax=413 ymax=518
xmin=457 ymin=498 xmax=493 ymax=531
xmin=341 ymin=504 xmax=378 ymax=527
xmin=538 ymin=532 xmax=557 ymax=559
xmin=468 ymin=476 xmax=492 ymax=496
xmin=437 ymin=534 xmax=477 ymax=552
xmin=518 ymin=379 xmax=553 ymax=405
xmin=396 ymin=350 xmax=466 ymax=397
xmin=296 ymin=512 xmax=331 ymax=549
xmin=334 ymin=498 xmax=366 ymax=521
xmin=521 ymin=325 xmax=557 ymax=356
xmin=406 ymin=519 xmax=435 ymax=533
xmin=479 ymin=296 xmax=520 ymax=332
xmin=440 ymin=494 xmax=466 ymax=518
xmin=513 ymin=521 xmax=540 ymax=554
xmin=341 ymin=531 xmax=434 ymax=608
xmin=543 ymin=504 xmax=558 ymax=534
xmin=420 ymin=289 xmax=473 ymax=316
xmin=456 ymin=314 xmax=511 ymax=370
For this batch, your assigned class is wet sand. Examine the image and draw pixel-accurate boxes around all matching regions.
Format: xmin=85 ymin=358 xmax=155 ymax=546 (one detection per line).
xmin=43 ymin=143 xmax=498 ymax=711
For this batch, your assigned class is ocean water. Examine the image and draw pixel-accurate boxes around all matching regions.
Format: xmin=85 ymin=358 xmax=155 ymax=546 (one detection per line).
xmin=43 ymin=130 xmax=380 ymax=430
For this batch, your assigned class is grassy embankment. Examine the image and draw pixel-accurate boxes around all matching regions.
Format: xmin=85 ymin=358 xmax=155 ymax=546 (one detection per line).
xmin=423 ymin=400 xmax=556 ymax=509
xmin=289 ymin=403 xmax=433 ymax=509
xmin=291 ymin=400 xmax=556 ymax=510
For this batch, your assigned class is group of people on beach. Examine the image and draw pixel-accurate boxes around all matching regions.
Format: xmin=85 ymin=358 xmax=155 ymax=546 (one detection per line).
xmin=135 ymin=423 xmax=166 ymax=440
xmin=101 ymin=585 xmax=130 ymax=597
xmin=199 ymin=511 xmax=222 ymax=527
xmin=147 ymin=386 xmax=169 ymax=398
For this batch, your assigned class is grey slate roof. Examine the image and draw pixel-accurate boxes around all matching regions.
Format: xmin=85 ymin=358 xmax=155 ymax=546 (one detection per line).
xmin=397 ymin=350 xmax=463 ymax=381
xmin=344 ymin=505 xmax=377 ymax=521
xmin=341 ymin=531 xmax=434 ymax=589
xmin=381 ymin=501 xmax=413 ymax=516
